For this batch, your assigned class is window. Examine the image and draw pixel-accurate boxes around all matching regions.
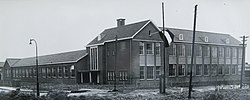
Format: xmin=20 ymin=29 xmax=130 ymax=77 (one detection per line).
xmin=224 ymin=65 xmax=230 ymax=75
xmin=196 ymin=65 xmax=202 ymax=76
xmin=53 ymin=67 xmax=57 ymax=78
xmin=155 ymin=43 xmax=160 ymax=55
xmin=231 ymin=65 xmax=237 ymax=75
xmin=178 ymin=64 xmax=185 ymax=76
xmin=212 ymin=46 xmax=217 ymax=58
xmin=28 ymin=68 xmax=32 ymax=77
xmin=169 ymin=64 xmax=176 ymax=77
xmin=58 ymin=67 xmax=63 ymax=78
xmin=226 ymin=38 xmax=229 ymax=44
xmin=205 ymin=36 xmax=208 ymax=42
xmin=140 ymin=66 xmax=145 ymax=79
xmin=33 ymin=68 xmax=37 ymax=77
xmin=90 ymin=47 xmax=98 ymax=70
xmin=12 ymin=69 xmax=15 ymax=78
xmin=22 ymin=68 xmax=25 ymax=77
xmin=156 ymin=66 xmax=161 ymax=79
xmin=25 ymin=68 xmax=28 ymax=77
xmin=107 ymin=71 xmax=114 ymax=81
xmin=226 ymin=47 xmax=231 ymax=58
xmin=196 ymin=45 xmax=202 ymax=56
xmin=139 ymin=42 xmax=144 ymax=54
xmin=186 ymin=45 xmax=192 ymax=56
xmin=147 ymin=66 xmax=154 ymax=79
xmin=169 ymin=44 xmax=176 ymax=56
xmin=177 ymin=44 xmax=185 ymax=56
xmin=64 ymin=66 xmax=69 ymax=78
xmin=232 ymin=48 xmax=237 ymax=58
xmin=70 ymin=65 xmax=75 ymax=78
xmin=179 ymin=34 xmax=183 ymax=40
xmin=146 ymin=43 xmax=154 ymax=54
xmin=211 ymin=65 xmax=217 ymax=76
xmin=203 ymin=46 xmax=210 ymax=57
xmin=119 ymin=71 xmax=128 ymax=81
xmin=203 ymin=65 xmax=209 ymax=76
xmin=47 ymin=68 xmax=51 ymax=78
xmin=219 ymin=47 xmax=224 ymax=58
xmin=42 ymin=68 xmax=46 ymax=78
xmin=187 ymin=65 xmax=192 ymax=76
xmin=238 ymin=48 xmax=242 ymax=58
xmin=218 ymin=65 xmax=223 ymax=75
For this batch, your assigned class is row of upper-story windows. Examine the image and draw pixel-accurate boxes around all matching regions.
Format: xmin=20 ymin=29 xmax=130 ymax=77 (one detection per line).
xmin=139 ymin=42 xmax=161 ymax=55
xmin=169 ymin=44 xmax=242 ymax=58
xmin=5 ymin=65 xmax=75 ymax=79
xmin=169 ymin=64 xmax=239 ymax=77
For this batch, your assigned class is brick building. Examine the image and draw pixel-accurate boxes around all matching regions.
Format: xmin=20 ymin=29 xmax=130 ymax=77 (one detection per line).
xmin=2 ymin=19 xmax=244 ymax=87
xmin=2 ymin=50 xmax=88 ymax=86
xmin=86 ymin=19 xmax=243 ymax=86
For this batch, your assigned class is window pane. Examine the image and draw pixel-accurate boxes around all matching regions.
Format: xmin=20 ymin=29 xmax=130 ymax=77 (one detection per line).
xmin=218 ymin=65 xmax=223 ymax=75
xmin=196 ymin=65 xmax=202 ymax=75
xmin=204 ymin=65 xmax=209 ymax=75
xmin=212 ymin=47 xmax=217 ymax=58
xmin=169 ymin=64 xmax=176 ymax=76
xmin=146 ymin=43 xmax=154 ymax=54
xmin=186 ymin=45 xmax=192 ymax=56
xmin=140 ymin=66 xmax=145 ymax=79
xmin=178 ymin=64 xmax=185 ymax=76
xmin=225 ymin=65 xmax=230 ymax=75
xmin=147 ymin=66 xmax=153 ymax=79
xmin=155 ymin=43 xmax=160 ymax=55
xmin=156 ymin=66 xmax=161 ymax=79
xmin=139 ymin=42 xmax=144 ymax=54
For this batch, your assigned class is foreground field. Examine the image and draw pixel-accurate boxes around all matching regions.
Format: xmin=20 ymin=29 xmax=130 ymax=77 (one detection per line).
xmin=0 ymin=85 xmax=250 ymax=100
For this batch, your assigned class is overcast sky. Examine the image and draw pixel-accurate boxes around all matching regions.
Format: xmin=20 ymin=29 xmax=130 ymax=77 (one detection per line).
xmin=0 ymin=0 xmax=249 ymax=63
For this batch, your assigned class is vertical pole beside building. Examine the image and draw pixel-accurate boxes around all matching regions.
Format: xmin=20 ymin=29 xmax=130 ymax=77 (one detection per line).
xmin=160 ymin=2 xmax=166 ymax=93
xmin=188 ymin=5 xmax=198 ymax=99
xmin=240 ymin=35 xmax=248 ymax=89
xmin=29 ymin=39 xmax=39 ymax=96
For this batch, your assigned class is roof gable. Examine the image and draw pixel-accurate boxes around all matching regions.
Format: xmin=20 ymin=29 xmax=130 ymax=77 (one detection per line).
xmin=5 ymin=59 xmax=21 ymax=67
xmin=87 ymin=20 xmax=151 ymax=46
xmin=0 ymin=62 xmax=4 ymax=67
xmin=13 ymin=50 xmax=87 ymax=67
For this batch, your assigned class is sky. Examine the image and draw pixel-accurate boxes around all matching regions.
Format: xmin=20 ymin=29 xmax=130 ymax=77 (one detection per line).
xmin=0 ymin=0 xmax=249 ymax=63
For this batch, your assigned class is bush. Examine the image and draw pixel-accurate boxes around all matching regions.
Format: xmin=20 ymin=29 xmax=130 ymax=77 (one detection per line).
xmin=203 ymin=92 xmax=224 ymax=100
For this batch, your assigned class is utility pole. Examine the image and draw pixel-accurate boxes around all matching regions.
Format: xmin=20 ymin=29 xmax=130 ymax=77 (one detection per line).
xmin=188 ymin=5 xmax=198 ymax=99
xmin=161 ymin=2 xmax=166 ymax=94
xmin=240 ymin=35 xmax=248 ymax=89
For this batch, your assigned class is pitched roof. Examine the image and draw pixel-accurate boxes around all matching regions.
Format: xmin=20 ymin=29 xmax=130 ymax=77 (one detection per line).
xmin=166 ymin=28 xmax=241 ymax=46
xmin=0 ymin=62 xmax=5 ymax=68
xmin=12 ymin=50 xmax=87 ymax=67
xmin=5 ymin=59 xmax=21 ymax=67
xmin=87 ymin=20 xmax=151 ymax=46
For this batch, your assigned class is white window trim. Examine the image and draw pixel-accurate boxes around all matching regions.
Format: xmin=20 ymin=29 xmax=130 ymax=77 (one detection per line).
xmin=140 ymin=66 xmax=145 ymax=80
xmin=139 ymin=42 xmax=144 ymax=55
xmin=178 ymin=65 xmax=185 ymax=77
xmin=90 ymin=46 xmax=99 ymax=70
xmin=203 ymin=65 xmax=209 ymax=76
xmin=195 ymin=65 xmax=202 ymax=76
xmin=179 ymin=34 xmax=183 ymax=40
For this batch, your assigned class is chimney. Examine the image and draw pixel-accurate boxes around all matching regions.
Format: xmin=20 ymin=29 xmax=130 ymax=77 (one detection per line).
xmin=117 ymin=18 xmax=125 ymax=27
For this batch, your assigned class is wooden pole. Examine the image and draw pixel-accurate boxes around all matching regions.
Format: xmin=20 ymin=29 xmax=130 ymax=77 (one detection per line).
xmin=188 ymin=5 xmax=198 ymax=99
